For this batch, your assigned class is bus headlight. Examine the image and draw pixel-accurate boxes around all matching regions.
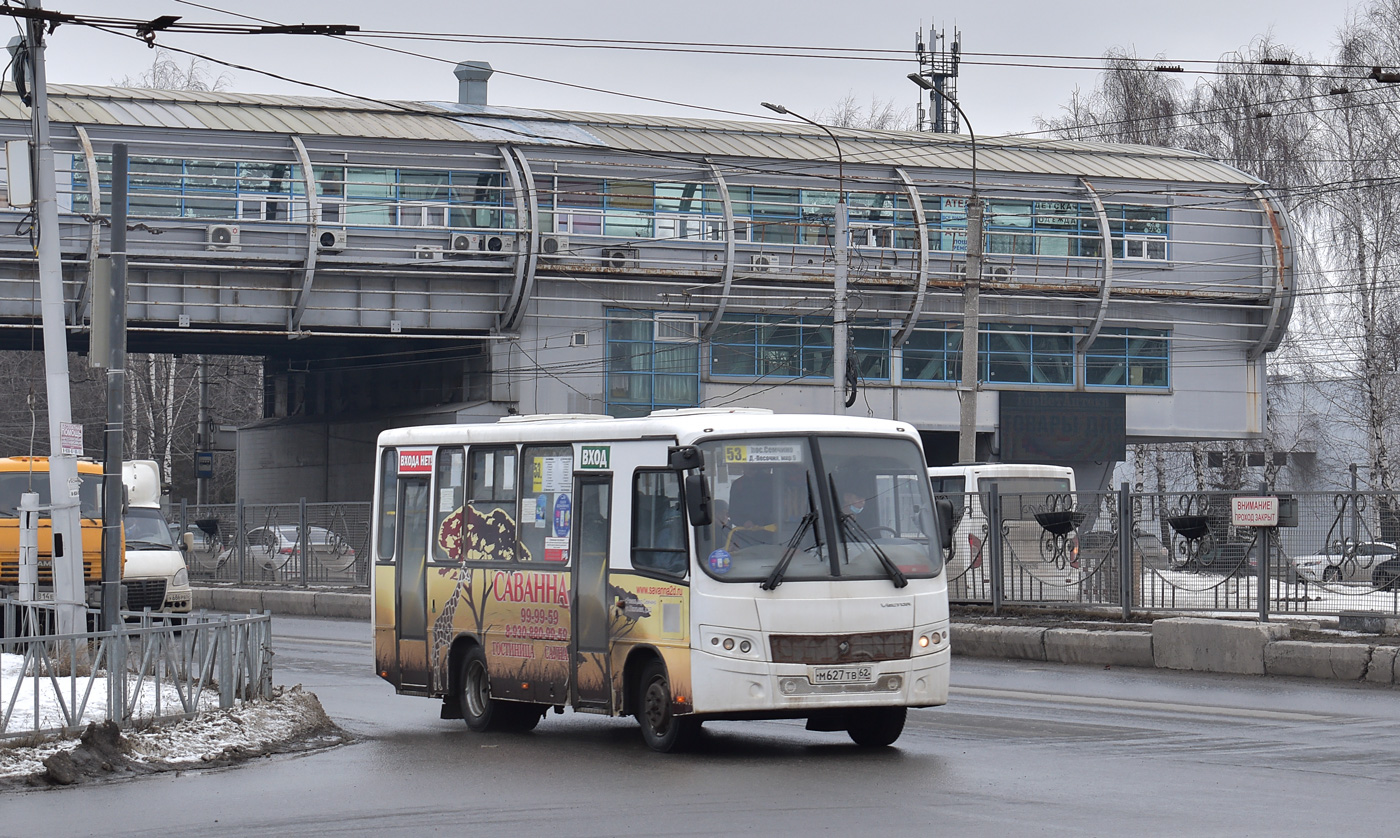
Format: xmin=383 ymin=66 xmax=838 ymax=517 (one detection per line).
xmin=172 ymin=567 xmax=189 ymax=588
xmin=913 ymin=626 xmax=947 ymax=656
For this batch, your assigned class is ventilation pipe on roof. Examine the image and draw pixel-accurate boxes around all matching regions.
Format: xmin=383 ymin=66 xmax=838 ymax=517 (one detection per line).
xmin=455 ymin=61 xmax=493 ymax=106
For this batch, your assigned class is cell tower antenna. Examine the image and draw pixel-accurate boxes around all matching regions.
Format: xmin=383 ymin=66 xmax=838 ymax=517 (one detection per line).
xmin=912 ymin=24 xmax=961 ymax=133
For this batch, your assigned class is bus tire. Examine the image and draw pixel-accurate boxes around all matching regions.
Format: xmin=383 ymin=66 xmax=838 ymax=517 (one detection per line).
xmin=460 ymin=646 xmax=507 ymax=731
xmin=847 ymin=706 xmax=906 ymax=747
xmin=636 ymin=660 xmax=699 ymax=752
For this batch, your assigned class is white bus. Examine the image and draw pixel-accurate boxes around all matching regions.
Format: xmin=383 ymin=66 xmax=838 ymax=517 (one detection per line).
xmin=373 ymin=409 xmax=950 ymax=751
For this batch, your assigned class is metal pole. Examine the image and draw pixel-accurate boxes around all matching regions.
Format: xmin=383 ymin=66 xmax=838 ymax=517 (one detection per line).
xmin=100 ymin=144 xmax=128 ymax=631
xmin=25 ymin=0 xmax=85 ymax=633
xmin=1119 ymin=482 xmax=1133 ymax=620
xmin=760 ymin=102 xmax=848 ymax=414
xmin=987 ymin=484 xmax=1003 ymax=615
xmin=197 ymin=356 xmax=209 ymax=506
xmin=1350 ymin=463 xmax=1359 ymax=544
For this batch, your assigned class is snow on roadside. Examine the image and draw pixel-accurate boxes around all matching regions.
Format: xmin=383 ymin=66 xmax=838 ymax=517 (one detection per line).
xmin=2 ymin=651 xmax=218 ymax=733
xmin=0 ymin=685 xmax=346 ymax=785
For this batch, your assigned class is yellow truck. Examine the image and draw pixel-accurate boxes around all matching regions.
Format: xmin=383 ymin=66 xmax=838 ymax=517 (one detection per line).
xmin=0 ymin=456 xmax=110 ymax=606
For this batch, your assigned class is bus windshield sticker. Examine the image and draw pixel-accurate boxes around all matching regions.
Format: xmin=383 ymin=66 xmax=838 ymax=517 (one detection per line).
xmin=521 ymin=496 xmax=537 ymax=523
xmin=724 ymin=443 xmax=802 ymax=464
xmin=483 ymin=452 xmax=494 ymax=488
xmin=439 ymin=488 xmax=456 ymax=513
xmin=534 ymin=493 xmax=548 ymax=527
xmin=544 ymin=536 xmax=569 ymax=562
xmin=502 ymin=455 xmax=516 ymax=491
xmin=398 ymin=449 xmax=433 ymax=474
xmin=553 ymin=494 xmax=571 ymax=537
xmin=708 ymin=549 xmax=731 ymax=574
xmin=533 ymin=456 xmax=573 ymax=493
xmin=580 ymin=445 xmax=610 ymax=469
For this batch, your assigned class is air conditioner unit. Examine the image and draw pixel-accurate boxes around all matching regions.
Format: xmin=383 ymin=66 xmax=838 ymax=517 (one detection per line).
xmin=482 ymin=234 xmax=515 ymax=254
xmin=448 ymin=232 xmax=480 ymax=253
xmin=602 ymin=247 xmax=639 ymax=270
xmin=317 ymin=229 xmax=346 ymax=252
xmin=415 ymin=245 xmax=444 ymax=261
xmin=205 ymin=224 xmax=241 ymax=251
xmin=990 ymin=264 xmax=1014 ymax=280
xmin=540 ymin=234 xmax=569 ymax=258
xmin=750 ymin=254 xmax=776 ymax=272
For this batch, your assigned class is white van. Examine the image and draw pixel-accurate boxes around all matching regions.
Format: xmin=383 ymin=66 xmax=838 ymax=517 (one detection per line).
xmin=121 ymin=460 xmax=192 ymax=614
xmin=927 ymin=463 xmax=1079 ymax=601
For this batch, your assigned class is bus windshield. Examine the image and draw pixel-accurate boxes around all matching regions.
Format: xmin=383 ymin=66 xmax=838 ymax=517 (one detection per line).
xmin=696 ymin=435 xmax=941 ymax=583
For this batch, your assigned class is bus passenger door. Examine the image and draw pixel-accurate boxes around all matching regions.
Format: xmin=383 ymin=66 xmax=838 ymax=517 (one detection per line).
xmin=396 ymin=476 xmax=431 ymax=690
xmin=570 ymin=475 xmax=612 ymax=711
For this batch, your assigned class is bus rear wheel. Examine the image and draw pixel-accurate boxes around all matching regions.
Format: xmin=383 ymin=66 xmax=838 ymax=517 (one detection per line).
xmin=847 ymin=706 xmax=907 ymax=747
xmin=637 ymin=660 xmax=699 ymax=752
xmin=459 ymin=646 xmax=541 ymax=732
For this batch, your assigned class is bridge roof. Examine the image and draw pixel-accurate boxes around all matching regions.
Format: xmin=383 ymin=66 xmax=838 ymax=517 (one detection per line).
xmin=4 ymin=85 xmax=1262 ymax=187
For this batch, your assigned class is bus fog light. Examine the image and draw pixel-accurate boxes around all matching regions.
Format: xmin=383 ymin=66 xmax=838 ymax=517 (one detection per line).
xmin=739 ymin=640 xmax=752 ymax=654
xmin=918 ymin=635 xmax=930 ymax=648
xmin=883 ymin=676 xmax=901 ymax=690
xmin=711 ymin=637 xmax=720 ymax=646
xmin=723 ymin=638 xmax=735 ymax=651
xmin=781 ymin=679 xmax=798 ymax=694
xmin=930 ymin=631 xmax=942 ymax=644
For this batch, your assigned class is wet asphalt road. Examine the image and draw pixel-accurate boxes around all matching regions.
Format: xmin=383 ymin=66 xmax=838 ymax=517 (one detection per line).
xmin=3 ymin=614 xmax=1398 ymax=836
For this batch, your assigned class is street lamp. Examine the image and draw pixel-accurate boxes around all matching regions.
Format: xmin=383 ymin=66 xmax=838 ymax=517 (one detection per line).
xmin=761 ymin=101 xmax=849 ymax=415
xmin=908 ymin=73 xmax=983 ymax=463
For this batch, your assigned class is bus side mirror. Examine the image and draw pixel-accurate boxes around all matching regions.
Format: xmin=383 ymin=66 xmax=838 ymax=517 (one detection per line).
xmin=935 ymin=497 xmax=955 ymax=552
xmin=685 ymin=473 xmax=712 ymax=527
xmin=668 ymin=446 xmax=704 ymax=471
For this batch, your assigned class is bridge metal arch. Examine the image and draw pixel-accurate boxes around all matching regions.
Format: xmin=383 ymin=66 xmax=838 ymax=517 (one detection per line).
xmin=498 ymin=145 xmax=538 ymax=334
xmin=1075 ymin=178 xmax=1115 ymax=353
xmin=700 ymin=160 xmax=736 ymax=340
xmin=288 ymin=135 xmax=319 ymax=334
xmin=1247 ymin=188 xmax=1295 ymax=361
xmin=891 ymin=166 xmax=930 ymax=348
xmin=72 ymin=125 xmax=100 ymax=328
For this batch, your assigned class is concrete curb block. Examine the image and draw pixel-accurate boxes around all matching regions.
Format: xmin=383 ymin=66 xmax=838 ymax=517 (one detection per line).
xmin=1045 ymin=628 xmax=1154 ymax=668
xmin=193 ymin=586 xmax=368 ymax=619
xmin=1264 ymin=640 xmax=1372 ymax=681
xmin=1152 ymin=618 xmax=1291 ymax=675
xmin=950 ymin=624 xmax=1046 ymax=661
xmin=1366 ymin=646 xmax=1399 ymax=685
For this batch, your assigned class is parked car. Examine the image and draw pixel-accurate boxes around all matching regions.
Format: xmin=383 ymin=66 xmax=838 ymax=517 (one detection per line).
xmin=221 ymin=525 xmax=355 ymax=572
xmin=1368 ymin=549 xmax=1400 ymax=590
xmin=1291 ymin=541 xmax=1397 ymax=584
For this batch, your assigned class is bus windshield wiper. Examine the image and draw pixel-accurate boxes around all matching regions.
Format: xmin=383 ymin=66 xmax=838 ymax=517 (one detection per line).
xmin=830 ymin=474 xmax=908 ymax=589
xmin=760 ymin=474 xmax=822 ymax=591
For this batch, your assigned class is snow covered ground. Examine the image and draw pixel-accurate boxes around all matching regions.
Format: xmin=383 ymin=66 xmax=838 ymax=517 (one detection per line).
xmin=2 ymin=651 xmax=219 ymax=734
xmin=0 ymin=685 xmax=343 ymax=784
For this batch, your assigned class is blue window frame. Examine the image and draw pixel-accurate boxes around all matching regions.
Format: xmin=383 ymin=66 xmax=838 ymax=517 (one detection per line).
xmin=902 ymin=323 xmax=1074 ymax=385
xmin=927 ymin=198 xmax=1167 ymax=260
xmin=1086 ymin=328 xmax=1169 ymax=388
xmin=606 ymin=310 xmax=701 ymax=417
xmin=710 ymin=313 xmax=833 ymax=379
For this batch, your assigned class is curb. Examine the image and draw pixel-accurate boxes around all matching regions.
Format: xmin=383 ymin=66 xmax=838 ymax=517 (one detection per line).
xmin=193 ymin=586 xmax=370 ymax=620
xmin=951 ymin=620 xmax=1400 ymax=685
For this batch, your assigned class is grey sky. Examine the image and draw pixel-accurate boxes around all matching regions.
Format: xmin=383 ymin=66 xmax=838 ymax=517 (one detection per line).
xmin=36 ymin=0 xmax=1356 ymax=136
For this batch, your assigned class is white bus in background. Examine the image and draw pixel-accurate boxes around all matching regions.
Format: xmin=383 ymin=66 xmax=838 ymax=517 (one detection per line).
xmin=121 ymin=460 xmax=192 ymax=615
xmin=374 ymin=409 xmax=950 ymax=752
xmin=927 ymin=463 xmax=1079 ymax=602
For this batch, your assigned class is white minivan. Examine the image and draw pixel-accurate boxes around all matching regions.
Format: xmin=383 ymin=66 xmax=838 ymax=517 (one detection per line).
xmin=927 ymin=463 xmax=1079 ymax=601
xmin=121 ymin=460 xmax=192 ymax=614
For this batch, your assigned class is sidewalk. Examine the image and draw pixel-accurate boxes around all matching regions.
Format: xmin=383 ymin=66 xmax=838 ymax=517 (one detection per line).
xmin=194 ymin=586 xmax=1400 ymax=685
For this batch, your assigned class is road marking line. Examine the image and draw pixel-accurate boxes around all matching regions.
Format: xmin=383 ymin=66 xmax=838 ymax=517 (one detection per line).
xmin=950 ymin=686 xmax=1334 ymax=722
xmin=276 ymin=634 xmax=371 ymax=648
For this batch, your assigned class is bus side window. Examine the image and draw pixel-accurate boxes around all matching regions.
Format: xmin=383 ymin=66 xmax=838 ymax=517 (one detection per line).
xmin=632 ymin=470 xmax=687 ymax=577
xmin=433 ymin=447 xmax=466 ymax=561
xmin=463 ymin=446 xmax=519 ymax=562
xmin=377 ymin=448 xmax=397 ymax=561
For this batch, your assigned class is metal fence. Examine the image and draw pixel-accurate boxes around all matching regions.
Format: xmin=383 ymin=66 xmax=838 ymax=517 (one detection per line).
xmin=1 ymin=601 xmax=274 ymax=740
xmin=942 ymin=488 xmax=1400 ymax=618
xmin=176 ymin=500 xmax=371 ymax=587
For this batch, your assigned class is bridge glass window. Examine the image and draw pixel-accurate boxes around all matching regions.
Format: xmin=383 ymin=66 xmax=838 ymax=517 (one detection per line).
xmin=1086 ymin=328 xmax=1169 ymax=388
xmin=710 ymin=313 xmax=833 ymax=379
xmin=632 ymin=470 xmax=687 ymax=577
xmin=902 ymin=324 xmax=961 ymax=383
xmin=853 ymin=321 xmax=892 ymax=381
xmin=982 ymin=324 xmax=1074 ymax=385
xmin=552 ymin=177 xmax=603 ymax=235
xmin=604 ymin=180 xmax=653 ymax=238
xmin=606 ymin=310 xmax=700 ymax=417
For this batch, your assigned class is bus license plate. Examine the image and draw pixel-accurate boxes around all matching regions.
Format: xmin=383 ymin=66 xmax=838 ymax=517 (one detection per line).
xmin=810 ymin=665 xmax=874 ymax=684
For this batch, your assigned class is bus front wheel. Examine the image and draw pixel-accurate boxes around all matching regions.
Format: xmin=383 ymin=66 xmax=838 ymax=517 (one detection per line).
xmin=459 ymin=646 xmax=541 ymax=732
xmin=847 ymin=706 xmax=907 ymax=747
xmin=636 ymin=660 xmax=699 ymax=752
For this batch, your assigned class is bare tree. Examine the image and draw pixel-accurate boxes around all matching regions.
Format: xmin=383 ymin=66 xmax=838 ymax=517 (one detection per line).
xmin=117 ymin=49 xmax=232 ymax=92
xmin=820 ymin=91 xmax=916 ymax=131
xmin=1035 ymin=49 xmax=1187 ymax=147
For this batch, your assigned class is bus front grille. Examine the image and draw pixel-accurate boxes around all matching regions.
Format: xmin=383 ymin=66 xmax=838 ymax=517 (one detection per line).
xmin=769 ymin=631 xmax=912 ymax=664
xmin=122 ymin=579 xmax=168 ymax=611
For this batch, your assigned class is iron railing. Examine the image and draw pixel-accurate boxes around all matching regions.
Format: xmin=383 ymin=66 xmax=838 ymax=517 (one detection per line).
xmin=938 ymin=488 xmax=1400 ymax=619
xmin=1 ymin=600 xmax=273 ymax=740
xmin=177 ymin=500 xmax=370 ymax=587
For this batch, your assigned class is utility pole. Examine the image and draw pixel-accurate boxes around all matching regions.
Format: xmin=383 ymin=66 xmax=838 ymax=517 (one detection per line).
xmin=24 ymin=0 xmax=86 ymax=633
xmin=909 ymin=73 xmax=981 ymax=462
xmin=99 ymin=145 xmax=128 ymax=631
